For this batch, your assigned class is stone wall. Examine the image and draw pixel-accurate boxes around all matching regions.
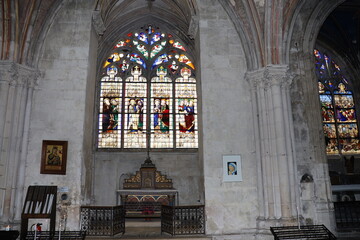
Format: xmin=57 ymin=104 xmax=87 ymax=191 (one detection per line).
xmin=25 ymin=0 xmax=93 ymax=230
xmin=93 ymin=152 xmax=202 ymax=205
xmin=198 ymin=0 xmax=258 ymax=235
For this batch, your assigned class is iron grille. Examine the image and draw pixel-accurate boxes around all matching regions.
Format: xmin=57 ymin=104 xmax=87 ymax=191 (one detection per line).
xmin=334 ymin=201 xmax=360 ymax=231
xmin=80 ymin=205 xmax=125 ymax=236
xmin=161 ymin=205 xmax=205 ymax=235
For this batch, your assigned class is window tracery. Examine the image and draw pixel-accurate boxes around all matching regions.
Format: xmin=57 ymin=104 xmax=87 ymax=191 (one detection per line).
xmin=98 ymin=25 xmax=198 ymax=149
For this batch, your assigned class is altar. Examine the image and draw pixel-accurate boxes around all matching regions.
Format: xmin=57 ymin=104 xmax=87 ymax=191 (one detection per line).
xmin=117 ymin=157 xmax=178 ymax=217
xmin=116 ymin=189 xmax=178 ymax=206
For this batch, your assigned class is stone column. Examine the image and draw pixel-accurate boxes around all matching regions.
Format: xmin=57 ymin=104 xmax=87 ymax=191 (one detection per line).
xmin=0 ymin=61 xmax=40 ymax=224
xmin=246 ymin=65 xmax=298 ymax=228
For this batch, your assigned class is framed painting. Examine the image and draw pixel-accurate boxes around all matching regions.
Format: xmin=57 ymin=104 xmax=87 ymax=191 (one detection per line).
xmin=40 ymin=140 xmax=68 ymax=175
xmin=223 ymin=155 xmax=242 ymax=182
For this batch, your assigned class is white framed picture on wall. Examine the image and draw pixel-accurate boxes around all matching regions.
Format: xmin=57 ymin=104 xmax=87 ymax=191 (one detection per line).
xmin=223 ymin=155 xmax=242 ymax=182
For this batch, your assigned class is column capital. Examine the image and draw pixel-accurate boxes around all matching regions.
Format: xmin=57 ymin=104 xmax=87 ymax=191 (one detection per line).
xmin=245 ymin=65 xmax=294 ymax=89
xmin=0 ymin=61 xmax=42 ymax=88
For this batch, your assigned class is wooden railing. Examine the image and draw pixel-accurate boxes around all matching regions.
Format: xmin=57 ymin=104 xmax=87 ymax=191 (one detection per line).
xmin=80 ymin=205 xmax=125 ymax=236
xmin=334 ymin=201 xmax=360 ymax=231
xmin=161 ymin=205 xmax=205 ymax=235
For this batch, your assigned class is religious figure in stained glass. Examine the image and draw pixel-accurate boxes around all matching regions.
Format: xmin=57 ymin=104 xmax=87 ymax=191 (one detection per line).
xmin=98 ymin=24 xmax=198 ymax=149
xmin=155 ymin=99 xmax=170 ymax=132
xmin=127 ymin=98 xmax=144 ymax=132
xmin=314 ymin=49 xmax=360 ymax=154
xmin=178 ymin=99 xmax=195 ymax=133
xmin=102 ymin=98 xmax=120 ymax=132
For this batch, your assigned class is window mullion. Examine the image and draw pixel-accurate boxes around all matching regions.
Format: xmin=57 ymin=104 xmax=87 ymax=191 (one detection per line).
xmin=121 ymin=78 xmax=126 ymax=148
xmin=172 ymin=77 xmax=176 ymax=150
xmin=146 ymin=70 xmax=152 ymax=150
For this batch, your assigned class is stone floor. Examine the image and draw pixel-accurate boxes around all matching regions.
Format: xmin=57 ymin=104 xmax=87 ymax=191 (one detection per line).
xmin=87 ymin=218 xmax=210 ymax=240
xmin=85 ymin=218 xmax=360 ymax=240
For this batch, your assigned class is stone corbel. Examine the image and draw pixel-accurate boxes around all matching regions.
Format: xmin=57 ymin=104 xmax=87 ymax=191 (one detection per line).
xmin=188 ymin=15 xmax=199 ymax=39
xmin=92 ymin=10 xmax=106 ymax=36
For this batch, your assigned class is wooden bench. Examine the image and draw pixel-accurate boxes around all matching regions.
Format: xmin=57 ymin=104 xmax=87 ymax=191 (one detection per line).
xmin=270 ymin=225 xmax=337 ymax=240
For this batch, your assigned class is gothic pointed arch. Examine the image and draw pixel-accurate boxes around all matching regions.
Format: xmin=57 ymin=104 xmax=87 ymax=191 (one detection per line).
xmin=97 ymin=24 xmax=198 ymax=149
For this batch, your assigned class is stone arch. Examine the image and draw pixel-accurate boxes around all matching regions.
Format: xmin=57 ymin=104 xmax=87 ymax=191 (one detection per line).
xmin=90 ymin=1 xmax=204 ymax=207
xmin=286 ymin=0 xmax=345 ymax=63
xmin=283 ymin=0 xmax=347 ymax=228
xmin=218 ymin=0 xmax=263 ymax=71
xmin=26 ymin=1 xmax=67 ymax=67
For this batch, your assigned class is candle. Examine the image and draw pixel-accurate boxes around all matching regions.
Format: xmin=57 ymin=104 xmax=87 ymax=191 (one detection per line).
xmin=5 ymin=225 xmax=11 ymax=231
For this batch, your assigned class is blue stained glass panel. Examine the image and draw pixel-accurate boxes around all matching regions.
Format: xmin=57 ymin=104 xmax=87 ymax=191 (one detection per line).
xmin=319 ymin=95 xmax=333 ymax=108
xmin=336 ymin=109 xmax=356 ymax=122
xmin=137 ymin=32 xmax=148 ymax=44
xmin=152 ymin=54 xmax=168 ymax=68
xmin=151 ymin=32 xmax=162 ymax=45
xmin=129 ymin=53 xmax=146 ymax=68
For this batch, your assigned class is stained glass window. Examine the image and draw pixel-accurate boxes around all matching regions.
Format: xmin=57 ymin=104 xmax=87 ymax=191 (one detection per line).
xmin=98 ymin=25 xmax=198 ymax=149
xmin=314 ymin=49 xmax=360 ymax=155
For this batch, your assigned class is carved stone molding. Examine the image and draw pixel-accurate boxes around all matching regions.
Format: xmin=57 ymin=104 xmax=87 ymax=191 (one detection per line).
xmin=264 ymin=65 xmax=293 ymax=87
xmin=245 ymin=65 xmax=294 ymax=89
xmin=0 ymin=61 xmax=41 ymax=88
xmin=245 ymin=67 xmax=266 ymax=90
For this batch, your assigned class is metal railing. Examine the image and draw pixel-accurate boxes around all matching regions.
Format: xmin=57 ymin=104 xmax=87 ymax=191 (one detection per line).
xmin=270 ymin=225 xmax=337 ymax=240
xmin=80 ymin=205 xmax=125 ymax=236
xmin=334 ymin=201 xmax=360 ymax=231
xmin=161 ymin=205 xmax=205 ymax=235
xmin=25 ymin=231 xmax=85 ymax=240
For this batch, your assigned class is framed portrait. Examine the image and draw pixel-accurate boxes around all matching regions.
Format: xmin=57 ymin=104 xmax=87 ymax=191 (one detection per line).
xmin=223 ymin=155 xmax=242 ymax=182
xmin=40 ymin=140 xmax=68 ymax=175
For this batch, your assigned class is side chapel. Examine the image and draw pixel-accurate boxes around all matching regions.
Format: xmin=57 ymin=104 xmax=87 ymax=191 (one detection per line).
xmin=0 ymin=0 xmax=360 ymax=239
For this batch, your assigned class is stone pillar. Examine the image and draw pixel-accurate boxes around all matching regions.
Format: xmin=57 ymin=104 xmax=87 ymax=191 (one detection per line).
xmin=0 ymin=61 xmax=40 ymax=224
xmin=246 ymin=65 xmax=298 ymax=228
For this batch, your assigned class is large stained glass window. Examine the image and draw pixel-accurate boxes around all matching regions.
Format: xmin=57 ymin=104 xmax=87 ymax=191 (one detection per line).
xmin=314 ymin=49 xmax=359 ymax=155
xmin=98 ymin=25 xmax=198 ymax=149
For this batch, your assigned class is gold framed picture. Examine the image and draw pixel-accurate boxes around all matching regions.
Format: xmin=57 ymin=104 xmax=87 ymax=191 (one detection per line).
xmin=40 ymin=140 xmax=68 ymax=175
